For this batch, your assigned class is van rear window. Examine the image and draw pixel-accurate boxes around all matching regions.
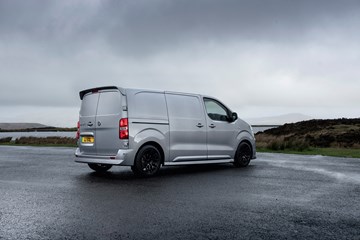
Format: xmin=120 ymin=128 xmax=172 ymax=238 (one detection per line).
xmin=97 ymin=91 xmax=121 ymax=115
xmin=80 ymin=93 xmax=99 ymax=117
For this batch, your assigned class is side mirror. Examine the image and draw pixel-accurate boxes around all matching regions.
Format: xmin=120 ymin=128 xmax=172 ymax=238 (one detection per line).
xmin=231 ymin=112 xmax=238 ymax=122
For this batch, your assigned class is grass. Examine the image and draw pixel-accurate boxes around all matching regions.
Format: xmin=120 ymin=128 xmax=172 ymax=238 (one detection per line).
xmin=257 ymin=147 xmax=360 ymax=159
xmin=0 ymin=136 xmax=77 ymax=148
xmin=0 ymin=127 xmax=77 ymax=132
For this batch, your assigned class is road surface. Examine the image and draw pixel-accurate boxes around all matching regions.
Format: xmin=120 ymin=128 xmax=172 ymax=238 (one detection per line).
xmin=0 ymin=146 xmax=359 ymax=239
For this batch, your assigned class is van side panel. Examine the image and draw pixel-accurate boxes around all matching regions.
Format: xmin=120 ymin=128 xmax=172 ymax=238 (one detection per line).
xmin=165 ymin=93 xmax=207 ymax=162
xmin=205 ymin=117 xmax=238 ymax=159
xmin=126 ymin=90 xmax=170 ymax=162
xmin=127 ymin=91 xmax=168 ymax=121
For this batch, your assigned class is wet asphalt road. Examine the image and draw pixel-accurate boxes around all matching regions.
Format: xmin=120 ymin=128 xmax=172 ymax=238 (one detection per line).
xmin=0 ymin=146 xmax=359 ymax=240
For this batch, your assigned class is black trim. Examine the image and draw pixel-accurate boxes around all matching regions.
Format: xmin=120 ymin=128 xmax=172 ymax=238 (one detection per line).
xmin=132 ymin=121 xmax=169 ymax=125
xmin=79 ymin=86 xmax=118 ymax=100
xmin=203 ymin=97 xmax=232 ymax=122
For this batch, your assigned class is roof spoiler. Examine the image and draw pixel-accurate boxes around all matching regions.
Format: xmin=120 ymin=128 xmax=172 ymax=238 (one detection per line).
xmin=79 ymin=86 xmax=118 ymax=100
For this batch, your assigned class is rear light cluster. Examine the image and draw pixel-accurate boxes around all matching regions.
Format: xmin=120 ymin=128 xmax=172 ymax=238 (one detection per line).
xmin=76 ymin=121 xmax=80 ymax=139
xmin=119 ymin=118 xmax=129 ymax=139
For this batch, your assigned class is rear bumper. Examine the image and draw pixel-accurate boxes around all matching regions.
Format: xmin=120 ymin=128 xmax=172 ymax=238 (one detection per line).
xmin=74 ymin=148 xmax=134 ymax=165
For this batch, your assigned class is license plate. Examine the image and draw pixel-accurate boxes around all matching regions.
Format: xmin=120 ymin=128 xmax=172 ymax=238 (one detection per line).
xmin=81 ymin=136 xmax=94 ymax=143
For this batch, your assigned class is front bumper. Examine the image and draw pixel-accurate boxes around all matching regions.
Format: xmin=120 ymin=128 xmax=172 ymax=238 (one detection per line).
xmin=74 ymin=148 xmax=134 ymax=165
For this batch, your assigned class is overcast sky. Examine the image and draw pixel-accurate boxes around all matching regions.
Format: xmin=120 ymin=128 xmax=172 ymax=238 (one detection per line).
xmin=0 ymin=0 xmax=359 ymax=127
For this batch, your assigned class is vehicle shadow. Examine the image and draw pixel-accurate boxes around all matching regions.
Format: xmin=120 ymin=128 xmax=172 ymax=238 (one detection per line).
xmin=75 ymin=163 xmax=255 ymax=183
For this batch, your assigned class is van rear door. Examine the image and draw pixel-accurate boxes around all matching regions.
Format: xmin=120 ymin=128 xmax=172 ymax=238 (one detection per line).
xmin=95 ymin=90 xmax=123 ymax=155
xmin=79 ymin=91 xmax=99 ymax=155
xmin=79 ymin=87 xmax=123 ymax=156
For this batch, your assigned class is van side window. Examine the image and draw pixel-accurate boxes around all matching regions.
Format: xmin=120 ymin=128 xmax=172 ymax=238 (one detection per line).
xmin=204 ymin=98 xmax=229 ymax=121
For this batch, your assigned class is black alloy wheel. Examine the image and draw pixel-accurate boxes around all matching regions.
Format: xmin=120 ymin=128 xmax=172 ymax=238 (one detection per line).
xmin=133 ymin=145 xmax=162 ymax=177
xmin=234 ymin=142 xmax=252 ymax=168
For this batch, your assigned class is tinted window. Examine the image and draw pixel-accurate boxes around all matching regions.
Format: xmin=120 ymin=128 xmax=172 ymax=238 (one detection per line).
xmin=166 ymin=94 xmax=203 ymax=120
xmin=204 ymin=98 xmax=229 ymax=121
xmin=97 ymin=91 xmax=122 ymax=115
xmin=80 ymin=93 xmax=99 ymax=117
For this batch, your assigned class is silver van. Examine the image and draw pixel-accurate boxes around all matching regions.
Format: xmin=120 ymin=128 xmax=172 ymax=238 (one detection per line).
xmin=75 ymin=86 xmax=256 ymax=176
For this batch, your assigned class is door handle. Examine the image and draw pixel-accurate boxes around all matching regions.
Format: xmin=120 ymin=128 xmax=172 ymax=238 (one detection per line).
xmin=209 ymin=124 xmax=216 ymax=128
xmin=87 ymin=122 xmax=93 ymax=127
xmin=196 ymin=123 xmax=204 ymax=128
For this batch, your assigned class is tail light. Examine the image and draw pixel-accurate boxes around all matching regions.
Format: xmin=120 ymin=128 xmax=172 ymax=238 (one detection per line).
xmin=76 ymin=121 xmax=80 ymax=139
xmin=119 ymin=118 xmax=129 ymax=139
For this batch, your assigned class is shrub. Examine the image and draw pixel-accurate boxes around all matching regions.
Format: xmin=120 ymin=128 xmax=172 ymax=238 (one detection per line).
xmin=15 ymin=137 xmax=77 ymax=145
xmin=315 ymin=135 xmax=335 ymax=148
xmin=0 ymin=137 xmax=12 ymax=143
xmin=268 ymin=140 xmax=285 ymax=151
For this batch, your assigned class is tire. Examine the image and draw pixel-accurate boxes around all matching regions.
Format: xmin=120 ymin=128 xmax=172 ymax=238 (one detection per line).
xmin=88 ymin=163 xmax=112 ymax=172
xmin=234 ymin=142 xmax=252 ymax=168
xmin=132 ymin=145 xmax=162 ymax=177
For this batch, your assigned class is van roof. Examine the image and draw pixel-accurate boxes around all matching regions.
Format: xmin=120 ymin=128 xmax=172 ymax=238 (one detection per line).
xmin=79 ymin=86 xmax=125 ymax=100
xmin=79 ymin=86 xmax=233 ymax=111
xmin=79 ymin=86 xmax=203 ymax=100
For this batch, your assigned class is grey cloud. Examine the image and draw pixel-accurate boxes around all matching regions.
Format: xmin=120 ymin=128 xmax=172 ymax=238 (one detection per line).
xmin=86 ymin=0 xmax=358 ymax=55
xmin=1 ymin=0 xmax=360 ymax=56
xmin=0 ymin=0 xmax=360 ymax=124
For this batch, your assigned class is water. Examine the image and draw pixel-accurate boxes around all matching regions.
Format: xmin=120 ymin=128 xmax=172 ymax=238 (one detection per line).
xmin=252 ymin=126 xmax=278 ymax=134
xmin=0 ymin=132 xmax=76 ymax=139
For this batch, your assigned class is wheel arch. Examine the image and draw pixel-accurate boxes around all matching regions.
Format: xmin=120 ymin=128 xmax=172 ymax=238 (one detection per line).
xmin=135 ymin=141 xmax=165 ymax=165
xmin=238 ymin=139 xmax=253 ymax=156
xmin=236 ymin=130 xmax=256 ymax=159
xmin=132 ymin=127 xmax=168 ymax=165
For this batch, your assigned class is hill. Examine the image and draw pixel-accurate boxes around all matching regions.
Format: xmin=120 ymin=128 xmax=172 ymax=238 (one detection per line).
xmin=256 ymin=118 xmax=360 ymax=150
xmin=0 ymin=123 xmax=76 ymax=132
xmin=245 ymin=113 xmax=312 ymax=125
xmin=0 ymin=123 xmax=50 ymax=130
